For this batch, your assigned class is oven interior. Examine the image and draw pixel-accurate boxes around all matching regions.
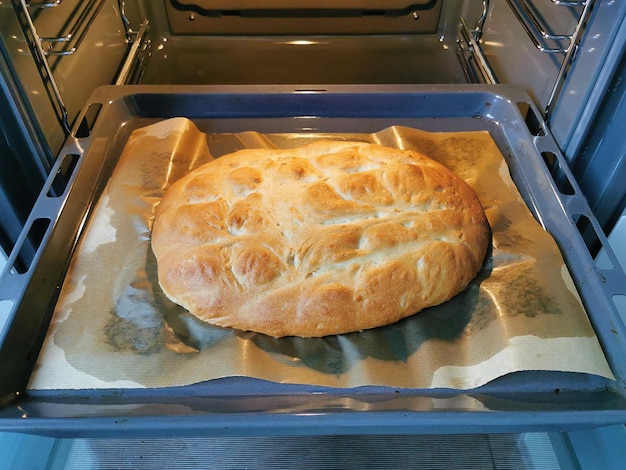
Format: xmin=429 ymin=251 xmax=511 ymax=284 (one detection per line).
xmin=1 ymin=0 xmax=626 ymax=445
xmin=0 ymin=2 xmax=603 ymax=145
xmin=2 ymin=0 xmax=624 ymax=256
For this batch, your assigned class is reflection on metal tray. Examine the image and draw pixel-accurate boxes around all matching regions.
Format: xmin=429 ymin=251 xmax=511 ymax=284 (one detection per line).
xmin=1 ymin=84 xmax=625 ymax=437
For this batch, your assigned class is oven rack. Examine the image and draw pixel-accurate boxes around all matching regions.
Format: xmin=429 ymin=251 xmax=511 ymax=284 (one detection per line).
xmin=26 ymin=0 xmax=63 ymax=8
xmin=1 ymin=85 xmax=626 ymax=437
xmin=456 ymin=17 xmax=496 ymax=85
xmin=14 ymin=0 xmax=591 ymax=150
xmin=459 ymin=0 xmax=595 ymax=122
xmin=36 ymin=0 xmax=108 ymax=56
xmin=506 ymin=0 xmax=591 ymax=53
xmin=15 ymin=0 xmax=149 ymax=134
xmin=504 ymin=0 xmax=594 ymax=120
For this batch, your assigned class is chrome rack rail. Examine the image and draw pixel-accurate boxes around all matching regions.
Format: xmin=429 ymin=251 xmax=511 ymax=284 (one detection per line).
xmin=16 ymin=0 xmax=149 ymax=136
xmin=457 ymin=1 xmax=497 ymax=85
xmin=505 ymin=0 xmax=595 ymax=121
xmin=115 ymin=19 xmax=150 ymax=85
xmin=26 ymin=0 xmax=63 ymax=8
xmin=457 ymin=18 xmax=497 ymax=85
xmin=118 ymin=0 xmax=136 ymax=41
xmin=17 ymin=0 xmax=70 ymax=133
xmin=39 ymin=0 xmax=107 ymax=57
xmin=550 ymin=0 xmax=587 ymax=6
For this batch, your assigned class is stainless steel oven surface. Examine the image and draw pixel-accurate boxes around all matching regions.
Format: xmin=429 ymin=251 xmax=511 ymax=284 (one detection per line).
xmin=1 ymin=0 xmax=626 ymax=467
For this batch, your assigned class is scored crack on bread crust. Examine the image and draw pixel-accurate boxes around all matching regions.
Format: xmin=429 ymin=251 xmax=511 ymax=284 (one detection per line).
xmin=151 ymin=140 xmax=490 ymax=337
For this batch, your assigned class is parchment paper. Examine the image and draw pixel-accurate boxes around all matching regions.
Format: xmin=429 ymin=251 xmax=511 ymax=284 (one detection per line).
xmin=28 ymin=118 xmax=614 ymax=391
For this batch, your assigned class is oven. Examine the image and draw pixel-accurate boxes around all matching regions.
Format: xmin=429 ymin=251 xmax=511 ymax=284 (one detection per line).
xmin=1 ymin=1 xmax=626 ymax=467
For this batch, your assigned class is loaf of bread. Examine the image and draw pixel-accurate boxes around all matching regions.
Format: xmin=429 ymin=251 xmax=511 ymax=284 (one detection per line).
xmin=151 ymin=140 xmax=490 ymax=337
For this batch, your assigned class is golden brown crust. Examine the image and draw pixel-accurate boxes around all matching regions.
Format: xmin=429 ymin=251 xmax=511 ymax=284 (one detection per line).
xmin=151 ymin=140 xmax=490 ymax=337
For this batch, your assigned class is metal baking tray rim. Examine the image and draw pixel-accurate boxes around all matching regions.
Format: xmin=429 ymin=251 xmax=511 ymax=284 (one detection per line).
xmin=1 ymin=84 xmax=626 ymax=436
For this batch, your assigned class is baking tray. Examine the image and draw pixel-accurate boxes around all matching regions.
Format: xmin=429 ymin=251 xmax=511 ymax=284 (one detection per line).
xmin=1 ymin=84 xmax=626 ymax=437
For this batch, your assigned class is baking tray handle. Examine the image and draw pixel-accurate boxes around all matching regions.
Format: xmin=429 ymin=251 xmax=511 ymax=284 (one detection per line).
xmin=0 ymin=132 xmax=107 ymax=403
